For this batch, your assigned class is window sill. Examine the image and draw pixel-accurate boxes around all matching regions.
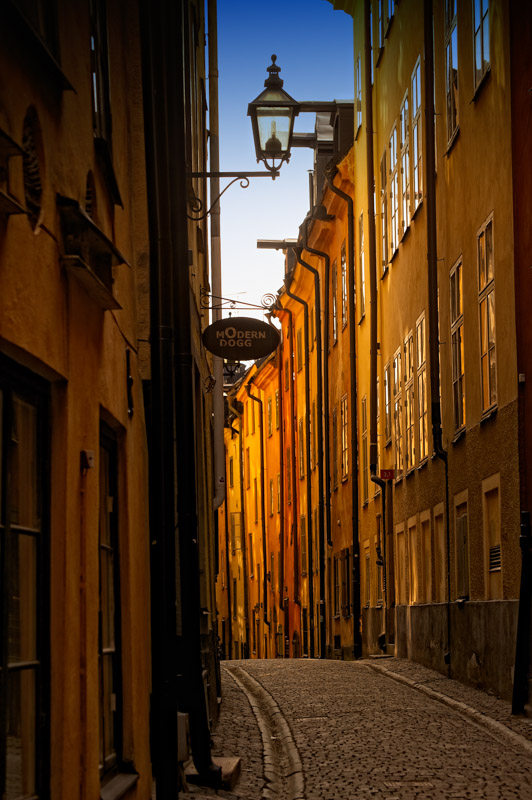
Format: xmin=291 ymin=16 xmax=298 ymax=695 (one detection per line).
xmin=472 ymin=66 xmax=491 ymax=103
xmin=358 ymin=313 xmax=366 ymax=325
xmin=400 ymin=223 xmax=411 ymax=244
xmin=393 ymin=474 xmax=403 ymax=485
xmin=411 ymin=198 xmax=423 ymax=221
xmin=61 ymin=255 xmax=122 ymax=310
xmin=405 ymin=467 xmax=415 ymax=478
xmin=101 ymin=771 xmax=138 ymax=800
xmin=417 ymin=457 xmax=429 ymax=471
xmin=384 ymin=439 xmax=392 ymax=448
xmin=381 ymin=265 xmax=389 ymax=280
xmin=445 ymin=126 xmax=460 ymax=156
xmin=452 ymin=427 xmax=466 ymax=444
xmin=389 ymin=246 xmax=399 ymax=264
xmin=480 ymin=405 xmax=497 ymax=425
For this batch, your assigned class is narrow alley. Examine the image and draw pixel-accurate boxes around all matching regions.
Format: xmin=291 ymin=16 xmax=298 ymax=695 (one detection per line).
xmin=182 ymin=658 xmax=532 ymax=800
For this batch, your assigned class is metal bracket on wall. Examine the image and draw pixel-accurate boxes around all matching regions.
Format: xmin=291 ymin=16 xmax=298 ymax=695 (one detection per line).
xmin=200 ymin=287 xmax=276 ymax=312
xmin=187 ymin=170 xmax=279 ymax=221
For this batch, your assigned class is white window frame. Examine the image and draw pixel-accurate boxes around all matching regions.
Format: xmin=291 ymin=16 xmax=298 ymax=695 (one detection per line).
xmin=473 ymin=0 xmax=490 ymax=89
xmin=411 ymin=58 xmax=423 ymax=211
xmin=341 ymin=393 xmax=349 ymax=479
xmin=416 ymin=312 xmax=428 ymax=461
xmin=478 ymin=216 xmax=496 ymax=413
xmin=393 ymin=347 xmax=403 ymax=477
xmin=450 ymin=260 xmax=465 ymax=432
xmin=445 ymin=0 xmax=459 ymax=143
xmin=389 ymin=123 xmax=399 ymax=257
xmin=404 ymin=331 xmax=415 ymax=471
xmin=400 ymin=91 xmax=410 ymax=232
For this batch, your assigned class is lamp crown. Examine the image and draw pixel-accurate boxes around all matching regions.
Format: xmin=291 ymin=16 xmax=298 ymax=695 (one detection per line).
xmin=265 ymin=54 xmax=283 ymax=88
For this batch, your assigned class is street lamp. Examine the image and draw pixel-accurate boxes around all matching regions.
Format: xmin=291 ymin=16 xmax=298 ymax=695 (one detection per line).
xmin=247 ymin=55 xmax=300 ymax=173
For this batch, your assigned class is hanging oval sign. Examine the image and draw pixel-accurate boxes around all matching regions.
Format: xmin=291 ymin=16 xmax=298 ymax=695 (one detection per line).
xmin=202 ymin=316 xmax=280 ymax=360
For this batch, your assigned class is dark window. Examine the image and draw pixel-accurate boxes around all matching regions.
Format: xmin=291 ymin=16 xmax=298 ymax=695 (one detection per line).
xmin=99 ymin=425 xmax=122 ymax=779
xmin=0 ymin=355 xmax=49 ymax=800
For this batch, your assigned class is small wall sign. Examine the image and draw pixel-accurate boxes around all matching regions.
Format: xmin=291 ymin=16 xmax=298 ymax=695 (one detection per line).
xmin=202 ymin=316 xmax=280 ymax=360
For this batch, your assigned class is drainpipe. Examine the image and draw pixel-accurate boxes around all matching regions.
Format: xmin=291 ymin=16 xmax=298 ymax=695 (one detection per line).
xmin=363 ymin=0 xmax=388 ymax=651
xmin=326 ymin=168 xmax=363 ymax=659
xmin=141 ymin=0 xmax=220 ymax=786
xmin=208 ymin=0 xmax=225 ymax=511
xmin=223 ymin=472 xmax=232 ymax=654
xmin=228 ymin=397 xmax=251 ymax=657
xmin=424 ymin=0 xmax=451 ymax=671
xmin=246 ymin=381 xmax=270 ymax=632
xmin=285 ymin=266 xmax=315 ymax=658
xmin=274 ymin=301 xmax=299 ymax=638
xmin=266 ymin=314 xmax=285 ymax=655
xmin=294 ymin=241 xmax=326 ymax=658
xmin=303 ymin=215 xmax=334 ymax=548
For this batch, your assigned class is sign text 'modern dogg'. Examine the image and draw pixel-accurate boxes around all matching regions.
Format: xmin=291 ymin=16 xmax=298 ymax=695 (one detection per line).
xmin=202 ymin=316 xmax=280 ymax=360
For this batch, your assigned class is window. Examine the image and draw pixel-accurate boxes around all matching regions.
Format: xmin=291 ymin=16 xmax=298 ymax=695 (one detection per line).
xmin=99 ymin=425 xmax=122 ymax=778
xmin=309 ymin=405 xmax=314 ymax=472
xmin=300 ymin=516 xmax=307 ymax=576
xmin=365 ymin=547 xmax=371 ymax=607
xmin=298 ymin=418 xmax=304 ymax=478
xmin=296 ymin=328 xmax=303 ymax=371
xmin=434 ymin=505 xmax=446 ymax=603
xmin=384 ymin=362 xmax=392 ymax=443
xmin=404 ymin=332 xmax=415 ymax=471
xmin=455 ymin=494 xmax=469 ymax=599
xmin=445 ymin=0 xmax=459 ymax=142
xmin=277 ymin=474 xmax=281 ymax=513
xmin=450 ymin=261 xmax=465 ymax=431
xmin=342 ymin=549 xmax=351 ymax=616
xmin=416 ymin=314 xmax=428 ymax=460
xmin=232 ymin=579 xmax=237 ymax=620
xmin=332 ymin=406 xmax=338 ymax=489
xmin=269 ymin=478 xmax=274 ymax=517
xmin=359 ymin=213 xmax=366 ymax=318
xmin=420 ymin=516 xmax=434 ymax=605
xmin=361 ymin=396 xmax=369 ymax=503
xmin=231 ymin=513 xmax=236 ymax=553
xmin=271 ymin=552 xmax=275 ymax=591
xmin=356 ymin=56 xmax=362 ymax=131
xmin=267 ymin=397 xmax=272 ymax=436
xmin=275 ymin=389 xmax=280 ymax=429
xmin=249 ymin=535 xmax=254 ymax=576
xmin=254 ymin=477 xmax=258 ymax=523
xmin=483 ymin=475 xmax=502 ymax=600
xmin=302 ymin=608 xmax=309 ymax=656
xmin=220 ymin=550 xmax=226 ymax=588
xmin=395 ymin=524 xmax=406 ymax=604
xmin=333 ymin=555 xmax=341 ymax=616
xmin=393 ymin=348 xmax=403 ymax=476
xmin=375 ymin=376 xmax=380 ymax=484
xmin=380 ymin=152 xmax=388 ymax=272
xmin=229 ymin=456 xmax=234 ymax=488
xmin=400 ymin=92 xmax=410 ymax=231
xmin=407 ymin=518 xmax=418 ymax=604
xmin=389 ymin=124 xmax=399 ymax=256
xmin=286 ymin=447 xmax=291 ymax=504
xmin=0 ymin=360 xmax=48 ymax=800
xmin=341 ymin=242 xmax=348 ymax=329
xmin=411 ymin=58 xmax=422 ymax=211
xmin=246 ymin=447 xmax=250 ymax=488
xmin=478 ymin=217 xmax=496 ymax=412
xmin=341 ymin=394 xmax=349 ymax=479
xmin=332 ymin=259 xmax=338 ymax=344
xmin=473 ymin=0 xmax=490 ymax=89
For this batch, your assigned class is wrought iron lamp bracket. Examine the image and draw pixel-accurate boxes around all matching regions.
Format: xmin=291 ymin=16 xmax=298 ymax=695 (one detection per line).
xmin=187 ymin=171 xmax=279 ymax=221
xmin=200 ymin=287 xmax=276 ymax=312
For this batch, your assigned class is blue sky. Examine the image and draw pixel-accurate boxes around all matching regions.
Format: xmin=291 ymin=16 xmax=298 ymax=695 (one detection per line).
xmin=216 ymin=0 xmax=354 ymax=316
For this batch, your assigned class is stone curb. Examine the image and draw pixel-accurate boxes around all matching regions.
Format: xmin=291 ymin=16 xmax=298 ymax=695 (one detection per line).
xmin=224 ymin=665 xmax=305 ymax=800
xmin=365 ymin=659 xmax=532 ymax=759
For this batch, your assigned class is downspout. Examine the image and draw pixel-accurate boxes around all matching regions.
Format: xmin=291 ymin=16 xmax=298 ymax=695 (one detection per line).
xmin=285 ymin=266 xmax=315 ymax=658
xmin=267 ymin=314 xmax=286 ymax=655
xmin=295 ymin=241 xmax=326 ymax=658
xmin=229 ymin=399 xmax=251 ymax=657
xmin=274 ymin=301 xmax=300 ymax=620
xmin=326 ymin=168 xmax=363 ymax=659
xmin=141 ymin=0 xmax=220 ymax=785
xmin=423 ymin=0 xmax=451 ymax=670
xmin=363 ymin=0 xmax=388 ymax=651
xmin=246 ymin=381 xmax=270 ymax=631
xmin=208 ymin=0 xmax=225 ymax=510
xmin=223 ymin=471 xmax=232 ymax=654
xmin=303 ymin=216 xmax=334 ymax=548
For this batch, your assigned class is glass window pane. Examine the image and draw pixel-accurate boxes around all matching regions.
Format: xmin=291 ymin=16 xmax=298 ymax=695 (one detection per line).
xmin=483 ymin=9 xmax=490 ymax=66
xmin=5 ymin=669 xmax=36 ymax=800
xmin=487 ymin=290 xmax=496 ymax=347
xmin=8 ymin=532 xmax=37 ymax=664
xmin=10 ymin=396 xmax=39 ymax=530
xmin=486 ymin=221 xmax=494 ymax=282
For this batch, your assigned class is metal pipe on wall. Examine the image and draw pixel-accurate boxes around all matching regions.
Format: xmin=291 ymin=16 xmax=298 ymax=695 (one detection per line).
xmin=325 ymin=169 xmax=362 ymax=660
xmin=285 ymin=266 xmax=315 ymax=658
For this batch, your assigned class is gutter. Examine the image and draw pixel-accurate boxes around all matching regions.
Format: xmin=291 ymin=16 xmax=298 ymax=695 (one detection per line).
xmin=285 ymin=267 xmax=315 ymax=658
xmin=325 ymin=166 xmax=362 ymax=659
xmin=246 ymin=381 xmax=270 ymax=629
xmin=208 ymin=0 xmax=225 ymax=510
xmin=294 ymin=241 xmax=326 ymax=658
xmin=423 ymin=0 xmax=451 ymax=670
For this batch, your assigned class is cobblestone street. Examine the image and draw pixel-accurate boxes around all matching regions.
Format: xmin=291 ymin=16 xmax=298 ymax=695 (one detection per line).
xmin=180 ymin=658 xmax=532 ymax=800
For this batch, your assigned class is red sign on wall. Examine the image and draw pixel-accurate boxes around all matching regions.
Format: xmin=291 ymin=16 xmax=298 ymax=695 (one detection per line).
xmin=380 ymin=469 xmax=395 ymax=481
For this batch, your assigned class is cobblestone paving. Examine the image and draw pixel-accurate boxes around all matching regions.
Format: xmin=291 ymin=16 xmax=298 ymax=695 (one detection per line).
xmin=180 ymin=657 xmax=532 ymax=800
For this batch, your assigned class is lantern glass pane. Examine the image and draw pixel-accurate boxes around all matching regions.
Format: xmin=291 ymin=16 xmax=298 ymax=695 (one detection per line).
xmin=256 ymin=107 xmax=291 ymax=155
